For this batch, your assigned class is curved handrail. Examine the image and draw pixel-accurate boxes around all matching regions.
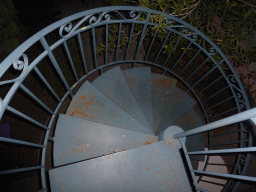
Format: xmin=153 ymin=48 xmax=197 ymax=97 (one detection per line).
xmin=0 ymin=6 xmax=253 ymax=192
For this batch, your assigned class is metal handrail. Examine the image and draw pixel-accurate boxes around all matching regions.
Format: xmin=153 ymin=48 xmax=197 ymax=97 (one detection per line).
xmin=0 ymin=6 xmax=253 ymax=191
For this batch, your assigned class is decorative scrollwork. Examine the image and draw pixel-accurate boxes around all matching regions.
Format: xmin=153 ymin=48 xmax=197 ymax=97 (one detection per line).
xmin=207 ymin=47 xmax=217 ymax=56
xmin=225 ymin=180 xmax=235 ymax=191
xmin=235 ymin=154 xmax=247 ymax=175
xmin=190 ymin=34 xmax=198 ymax=41
xmin=229 ymin=75 xmax=237 ymax=83
xmin=0 ymin=54 xmax=29 ymax=86
xmin=129 ymin=11 xmax=140 ymax=20
xmin=59 ymin=10 xmax=141 ymax=38
xmin=228 ymin=75 xmax=247 ymax=110
xmin=101 ymin=12 xmax=111 ymax=22
xmin=59 ymin=22 xmax=73 ymax=37
xmin=240 ymin=154 xmax=246 ymax=165
xmin=182 ymin=29 xmax=189 ymax=35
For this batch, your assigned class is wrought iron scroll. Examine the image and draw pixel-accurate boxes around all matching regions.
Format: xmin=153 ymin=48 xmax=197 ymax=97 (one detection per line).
xmin=0 ymin=54 xmax=29 ymax=86
xmin=59 ymin=10 xmax=141 ymax=38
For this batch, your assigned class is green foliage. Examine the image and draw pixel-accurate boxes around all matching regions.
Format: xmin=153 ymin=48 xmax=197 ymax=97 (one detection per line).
xmin=103 ymin=0 xmax=256 ymax=69
xmin=185 ymin=0 xmax=256 ymax=67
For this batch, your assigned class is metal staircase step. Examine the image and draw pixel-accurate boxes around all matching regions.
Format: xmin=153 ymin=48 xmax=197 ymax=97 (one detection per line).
xmin=158 ymin=87 xmax=196 ymax=133
xmin=173 ymin=108 xmax=205 ymax=162
xmin=123 ymin=67 xmax=154 ymax=132
xmin=66 ymin=81 xmax=153 ymax=135
xmin=49 ymin=141 xmax=192 ymax=192
xmin=53 ymin=114 xmax=158 ymax=167
xmin=151 ymin=74 xmax=177 ymax=133
xmin=92 ymin=66 xmax=151 ymax=129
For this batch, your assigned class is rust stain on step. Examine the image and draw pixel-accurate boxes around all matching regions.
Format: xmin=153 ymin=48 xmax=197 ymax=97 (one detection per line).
xmin=167 ymin=141 xmax=172 ymax=146
xmin=152 ymin=77 xmax=174 ymax=88
xmin=83 ymin=101 xmax=92 ymax=105
xmin=78 ymin=95 xmax=87 ymax=100
xmin=70 ymin=110 xmax=88 ymax=118
xmin=126 ymin=77 xmax=136 ymax=85
xmin=184 ymin=114 xmax=197 ymax=125
xmin=90 ymin=116 xmax=96 ymax=120
xmin=144 ymin=141 xmax=151 ymax=145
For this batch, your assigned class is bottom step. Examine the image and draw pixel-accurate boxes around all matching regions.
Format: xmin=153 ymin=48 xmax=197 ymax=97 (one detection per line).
xmin=49 ymin=142 xmax=192 ymax=192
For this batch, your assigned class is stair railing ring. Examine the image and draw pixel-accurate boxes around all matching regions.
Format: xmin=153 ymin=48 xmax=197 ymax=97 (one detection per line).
xmin=0 ymin=6 xmax=253 ymax=191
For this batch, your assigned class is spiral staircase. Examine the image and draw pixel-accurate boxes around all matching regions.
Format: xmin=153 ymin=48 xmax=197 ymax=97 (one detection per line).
xmin=0 ymin=6 xmax=256 ymax=192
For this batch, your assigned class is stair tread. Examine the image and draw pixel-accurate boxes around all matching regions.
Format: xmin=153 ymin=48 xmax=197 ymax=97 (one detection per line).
xmin=158 ymin=87 xmax=196 ymax=133
xmin=151 ymin=74 xmax=177 ymax=133
xmin=54 ymin=114 xmax=158 ymax=167
xmin=92 ymin=66 xmax=151 ymax=129
xmin=123 ymin=67 xmax=154 ymax=131
xmin=66 ymin=81 xmax=153 ymax=135
xmin=173 ymin=108 xmax=205 ymax=161
xmin=49 ymin=141 xmax=192 ymax=192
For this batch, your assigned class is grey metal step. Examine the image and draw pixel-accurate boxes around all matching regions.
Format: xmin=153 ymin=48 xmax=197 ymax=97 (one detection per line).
xmin=92 ymin=66 xmax=151 ymax=129
xmin=66 ymin=81 xmax=154 ymax=135
xmin=49 ymin=141 xmax=192 ymax=192
xmin=158 ymin=87 xmax=196 ymax=133
xmin=54 ymin=114 xmax=158 ymax=167
xmin=151 ymin=74 xmax=177 ymax=133
xmin=123 ymin=67 xmax=154 ymax=132
xmin=173 ymin=108 xmax=205 ymax=162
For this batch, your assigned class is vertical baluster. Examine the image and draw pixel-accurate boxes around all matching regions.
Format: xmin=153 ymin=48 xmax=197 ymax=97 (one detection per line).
xmin=170 ymin=41 xmax=193 ymax=71
xmin=105 ymin=24 xmax=109 ymax=64
xmin=115 ymin=23 xmax=122 ymax=62
xmin=208 ymin=107 xmax=238 ymax=120
xmin=205 ymin=96 xmax=234 ymax=111
xmin=144 ymin=30 xmax=158 ymax=61
xmin=63 ymin=41 xmax=79 ymax=81
xmin=179 ymin=139 xmax=199 ymax=190
xmin=178 ymin=49 xmax=201 ymax=76
xmin=133 ymin=13 xmax=151 ymax=67
xmin=0 ymin=166 xmax=44 ymax=175
xmin=92 ymin=27 xmax=98 ymax=69
xmin=187 ymin=59 xmax=224 ymax=93
xmin=77 ymin=33 xmax=88 ymax=74
xmin=0 ymin=136 xmax=46 ymax=148
xmin=6 ymin=106 xmax=49 ymax=130
xmin=125 ymin=23 xmax=135 ymax=61
xmin=20 ymin=84 xmax=55 ymax=115
xmin=153 ymin=31 xmax=171 ymax=64
xmin=40 ymin=37 xmax=73 ymax=97
xmin=192 ymin=170 xmax=256 ymax=182
xmin=162 ymin=36 xmax=182 ymax=74
xmin=34 ymin=66 xmax=61 ymax=102
xmin=202 ymin=86 xmax=229 ymax=103
xmin=185 ymin=56 xmax=209 ymax=82
xmin=196 ymin=76 xmax=223 ymax=96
